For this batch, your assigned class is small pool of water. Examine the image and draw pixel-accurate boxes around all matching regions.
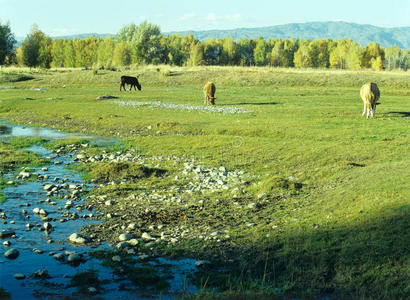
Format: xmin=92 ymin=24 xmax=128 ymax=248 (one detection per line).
xmin=0 ymin=120 xmax=117 ymax=147
xmin=0 ymin=121 xmax=68 ymax=139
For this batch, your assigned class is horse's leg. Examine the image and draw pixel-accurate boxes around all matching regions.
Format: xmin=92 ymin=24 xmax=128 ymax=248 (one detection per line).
xmin=366 ymin=102 xmax=371 ymax=119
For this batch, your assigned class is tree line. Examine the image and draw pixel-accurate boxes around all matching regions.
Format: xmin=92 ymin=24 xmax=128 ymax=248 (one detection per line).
xmin=1 ymin=21 xmax=409 ymax=70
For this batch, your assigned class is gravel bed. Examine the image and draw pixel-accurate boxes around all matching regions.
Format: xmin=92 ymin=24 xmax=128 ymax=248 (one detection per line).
xmin=110 ymin=100 xmax=250 ymax=114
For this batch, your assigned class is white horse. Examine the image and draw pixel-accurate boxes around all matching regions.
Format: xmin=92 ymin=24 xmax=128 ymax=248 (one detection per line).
xmin=360 ymin=82 xmax=380 ymax=119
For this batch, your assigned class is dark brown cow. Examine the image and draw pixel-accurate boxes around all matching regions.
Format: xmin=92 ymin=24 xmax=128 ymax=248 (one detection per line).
xmin=120 ymin=76 xmax=141 ymax=91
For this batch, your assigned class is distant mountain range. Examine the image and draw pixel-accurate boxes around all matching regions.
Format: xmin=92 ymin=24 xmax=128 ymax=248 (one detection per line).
xmin=16 ymin=22 xmax=410 ymax=49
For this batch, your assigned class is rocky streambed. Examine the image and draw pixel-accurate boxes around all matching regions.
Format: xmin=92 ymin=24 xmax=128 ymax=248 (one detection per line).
xmin=0 ymin=122 xmax=207 ymax=299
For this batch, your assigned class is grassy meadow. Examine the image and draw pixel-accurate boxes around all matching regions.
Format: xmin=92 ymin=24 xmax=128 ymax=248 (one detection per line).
xmin=0 ymin=66 xmax=409 ymax=299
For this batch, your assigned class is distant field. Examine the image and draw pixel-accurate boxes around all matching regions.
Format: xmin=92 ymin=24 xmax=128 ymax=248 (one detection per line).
xmin=0 ymin=66 xmax=409 ymax=299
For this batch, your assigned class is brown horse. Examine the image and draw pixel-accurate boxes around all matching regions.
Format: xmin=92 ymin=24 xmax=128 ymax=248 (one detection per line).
xmin=120 ymin=76 xmax=141 ymax=91
xmin=203 ymin=82 xmax=216 ymax=105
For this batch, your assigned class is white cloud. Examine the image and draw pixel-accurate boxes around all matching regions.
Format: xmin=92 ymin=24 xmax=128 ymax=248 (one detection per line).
xmin=179 ymin=13 xmax=197 ymax=21
xmin=206 ymin=13 xmax=217 ymax=21
xmin=225 ymin=13 xmax=242 ymax=21
xmin=206 ymin=13 xmax=244 ymax=24
xmin=175 ymin=12 xmax=247 ymax=31
xmin=49 ymin=28 xmax=78 ymax=36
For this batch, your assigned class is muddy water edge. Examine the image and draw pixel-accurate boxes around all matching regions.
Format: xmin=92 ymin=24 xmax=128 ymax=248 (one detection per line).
xmin=0 ymin=120 xmax=198 ymax=300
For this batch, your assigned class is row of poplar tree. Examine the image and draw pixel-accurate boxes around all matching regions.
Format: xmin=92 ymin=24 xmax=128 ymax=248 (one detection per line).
xmin=9 ymin=22 xmax=410 ymax=70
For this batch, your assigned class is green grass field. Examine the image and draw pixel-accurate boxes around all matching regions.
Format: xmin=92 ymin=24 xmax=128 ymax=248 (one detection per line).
xmin=0 ymin=66 xmax=409 ymax=299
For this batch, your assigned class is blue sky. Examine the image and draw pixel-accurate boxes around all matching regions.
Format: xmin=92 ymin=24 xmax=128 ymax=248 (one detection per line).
xmin=1 ymin=0 xmax=409 ymax=37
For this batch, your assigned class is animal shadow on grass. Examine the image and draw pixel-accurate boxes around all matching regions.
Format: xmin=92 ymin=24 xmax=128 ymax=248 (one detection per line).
xmin=219 ymin=101 xmax=278 ymax=106
xmin=386 ymin=111 xmax=410 ymax=118
xmin=167 ymin=71 xmax=183 ymax=77
xmin=347 ymin=162 xmax=366 ymax=167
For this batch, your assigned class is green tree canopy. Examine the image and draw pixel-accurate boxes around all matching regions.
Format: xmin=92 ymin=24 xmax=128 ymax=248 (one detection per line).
xmin=113 ymin=42 xmax=132 ymax=66
xmin=97 ymin=36 xmax=115 ymax=68
xmin=0 ymin=20 xmax=16 ymax=65
xmin=21 ymin=24 xmax=52 ymax=68
xmin=362 ymin=42 xmax=384 ymax=68
xmin=117 ymin=21 xmax=162 ymax=64
xmin=188 ymin=42 xmax=203 ymax=66
xmin=254 ymin=38 xmax=267 ymax=66
xmin=294 ymin=40 xmax=313 ymax=68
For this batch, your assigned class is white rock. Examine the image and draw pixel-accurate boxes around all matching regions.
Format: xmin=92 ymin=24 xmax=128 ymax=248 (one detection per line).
xmin=105 ymin=200 xmax=115 ymax=206
xmin=43 ymin=222 xmax=53 ymax=231
xmin=116 ymin=241 xmax=130 ymax=249
xmin=14 ymin=273 xmax=26 ymax=280
xmin=119 ymin=233 xmax=134 ymax=241
xmin=141 ymin=232 xmax=155 ymax=241
xmin=68 ymin=233 xmax=87 ymax=244
xmin=247 ymin=203 xmax=257 ymax=209
xmin=76 ymin=154 xmax=86 ymax=160
xmin=112 ymin=255 xmax=121 ymax=262
xmin=127 ymin=223 xmax=138 ymax=230
xmin=19 ymin=171 xmax=31 ymax=179
xmin=43 ymin=184 xmax=54 ymax=191
xmin=128 ymin=239 xmax=139 ymax=246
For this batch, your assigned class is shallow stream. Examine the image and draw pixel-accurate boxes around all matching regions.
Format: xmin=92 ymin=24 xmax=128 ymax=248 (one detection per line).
xmin=0 ymin=121 xmax=197 ymax=299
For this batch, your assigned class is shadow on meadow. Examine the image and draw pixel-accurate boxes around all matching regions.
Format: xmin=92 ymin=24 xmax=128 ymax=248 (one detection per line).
xmin=219 ymin=102 xmax=278 ymax=106
xmin=190 ymin=205 xmax=409 ymax=299
xmin=386 ymin=111 xmax=410 ymax=118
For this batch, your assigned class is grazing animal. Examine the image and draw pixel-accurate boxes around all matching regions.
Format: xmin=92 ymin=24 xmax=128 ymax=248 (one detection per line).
xmin=120 ymin=76 xmax=141 ymax=91
xmin=360 ymin=82 xmax=380 ymax=119
xmin=203 ymin=82 xmax=216 ymax=105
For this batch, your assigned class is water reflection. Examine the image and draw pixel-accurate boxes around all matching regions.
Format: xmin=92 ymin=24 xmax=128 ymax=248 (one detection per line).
xmin=0 ymin=121 xmax=68 ymax=139
xmin=0 ymin=125 xmax=12 ymax=135
xmin=0 ymin=120 xmax=117 ymax=146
